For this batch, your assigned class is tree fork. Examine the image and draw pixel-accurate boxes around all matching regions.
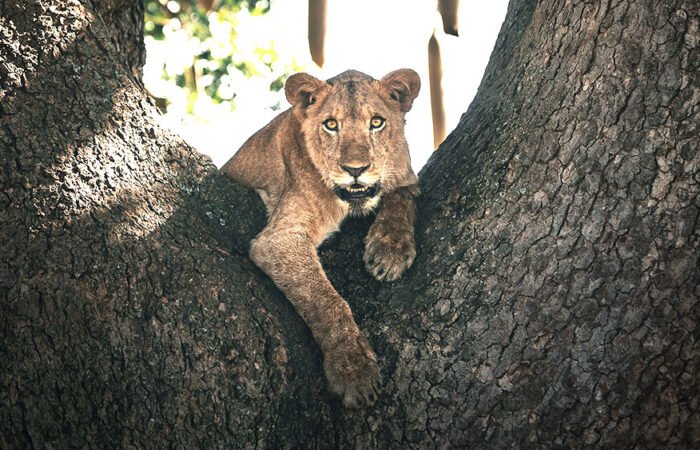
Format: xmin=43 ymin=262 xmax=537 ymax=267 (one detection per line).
xmin=1 ymin=0 xmax=698 ymax=447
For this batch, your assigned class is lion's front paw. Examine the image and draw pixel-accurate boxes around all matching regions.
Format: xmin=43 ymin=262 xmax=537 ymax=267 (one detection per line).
xmin=364 ymin=227 xmax=416 ymax=282
xmin=324 ymin=335 xmax=381 ymax=408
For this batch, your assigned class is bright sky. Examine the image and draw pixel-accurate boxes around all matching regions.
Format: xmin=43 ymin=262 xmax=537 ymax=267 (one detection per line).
xmin=144 ymin=0 xmax=508 ymax=171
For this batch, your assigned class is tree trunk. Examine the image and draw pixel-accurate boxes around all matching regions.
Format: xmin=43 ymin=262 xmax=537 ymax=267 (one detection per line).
xmin=2 ymin=0 xmax=698 ymax=447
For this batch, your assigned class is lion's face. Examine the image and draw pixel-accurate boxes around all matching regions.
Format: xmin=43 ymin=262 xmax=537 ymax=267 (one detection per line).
xmin=285 ymin=69 xmax=420 ymax=208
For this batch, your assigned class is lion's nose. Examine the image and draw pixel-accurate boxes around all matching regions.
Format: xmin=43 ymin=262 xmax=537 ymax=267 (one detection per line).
xmin=341 ymin=164 xmax=370 ymax=178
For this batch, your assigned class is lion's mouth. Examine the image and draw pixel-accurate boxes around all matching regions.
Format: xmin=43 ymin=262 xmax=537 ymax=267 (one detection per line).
xmin=335 ymin=183 xmax=381 ymax=201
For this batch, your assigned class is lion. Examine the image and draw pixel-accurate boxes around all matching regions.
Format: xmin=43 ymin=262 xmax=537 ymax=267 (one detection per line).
xmin=221 ymin=69 xmax=420 ymax=408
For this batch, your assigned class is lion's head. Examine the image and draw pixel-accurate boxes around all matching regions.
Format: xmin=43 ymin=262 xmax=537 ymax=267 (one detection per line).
xmin=284 ymin=69 xmax=420 ymax=209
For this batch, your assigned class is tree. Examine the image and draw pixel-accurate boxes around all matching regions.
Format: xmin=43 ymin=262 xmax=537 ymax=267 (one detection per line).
xmin=1 ymin=0 xmax=698 ymax=447
xmin=143 ymin=0 xmax=294 ymax=116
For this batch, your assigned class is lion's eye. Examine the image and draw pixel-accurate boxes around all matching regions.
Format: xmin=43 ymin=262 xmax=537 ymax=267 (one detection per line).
xmin=370 ymin=116 xmax=385 ymax=130
xmin=323 ymin=119 xmax=338 ymax=132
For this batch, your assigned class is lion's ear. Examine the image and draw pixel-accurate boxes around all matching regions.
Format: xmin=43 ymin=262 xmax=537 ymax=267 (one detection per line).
xmin=285 ymin=73 xmax=326 ymax=108
xmin=380 ymin=69 xmax=421 ymax=113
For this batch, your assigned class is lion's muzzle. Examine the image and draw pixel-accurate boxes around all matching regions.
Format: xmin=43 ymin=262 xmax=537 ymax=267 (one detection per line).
xmin=335 ymin=183 xmax=381 ymax=201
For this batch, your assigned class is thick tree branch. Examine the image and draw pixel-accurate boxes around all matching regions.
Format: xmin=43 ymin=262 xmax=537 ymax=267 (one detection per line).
xmin=1 ymin=0 xmax=698 ymax=447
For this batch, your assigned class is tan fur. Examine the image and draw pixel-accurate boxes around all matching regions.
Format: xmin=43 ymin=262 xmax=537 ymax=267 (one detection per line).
xmin=221 ymin=69 xmax=420 ymax=408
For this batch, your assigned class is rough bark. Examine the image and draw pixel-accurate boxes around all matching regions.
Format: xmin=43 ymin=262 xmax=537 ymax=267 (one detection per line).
xmin=1 ymin=0 xmax=699 ymax=448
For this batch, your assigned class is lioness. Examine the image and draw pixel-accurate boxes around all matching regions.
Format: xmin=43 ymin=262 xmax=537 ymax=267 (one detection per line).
xmin=221 ymin=69 xmax=420 ymax=408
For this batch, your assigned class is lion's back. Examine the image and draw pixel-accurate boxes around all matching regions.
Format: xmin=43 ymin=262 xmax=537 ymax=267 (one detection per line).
xmin=221 ymin=110 xmax=294 ymax=204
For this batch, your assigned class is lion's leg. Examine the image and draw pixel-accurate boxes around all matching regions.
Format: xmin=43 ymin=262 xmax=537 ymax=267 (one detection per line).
xmin=250 ymin=226 xmax=380 ymax=408
xmin=364 ymin=185 xmax=419 ymax=281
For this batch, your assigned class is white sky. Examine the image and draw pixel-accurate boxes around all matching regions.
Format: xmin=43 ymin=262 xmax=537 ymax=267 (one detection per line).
xmin=144 ymin=0 xmax=509 ymax=171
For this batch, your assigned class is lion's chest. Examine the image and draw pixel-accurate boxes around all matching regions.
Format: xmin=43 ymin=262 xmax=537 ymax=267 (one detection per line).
xmin=307 ymin=197 xmax=350 ymax=245
xmin=347 ymin=195 xmax=381 ymax=217
xmin=316 ymin=196 xmax=380 ymax=244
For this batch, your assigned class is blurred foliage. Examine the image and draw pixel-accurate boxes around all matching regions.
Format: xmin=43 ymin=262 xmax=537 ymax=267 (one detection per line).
xmin=143 ymin=0 xmax=302 ymax=115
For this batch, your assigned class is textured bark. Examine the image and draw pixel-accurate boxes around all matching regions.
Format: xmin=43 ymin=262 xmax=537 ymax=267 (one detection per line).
xmin=2 ymin=0 xmax=699 ymax=448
